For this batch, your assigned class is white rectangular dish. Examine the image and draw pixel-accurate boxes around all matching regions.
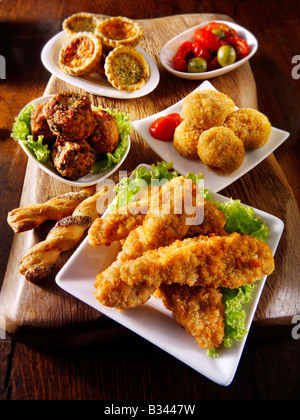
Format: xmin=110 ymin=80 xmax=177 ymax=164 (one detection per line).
xmin=56 ymin=185 xmax=284 ymax=386
xmin=131 ymin=80 xmax=290 ymax=192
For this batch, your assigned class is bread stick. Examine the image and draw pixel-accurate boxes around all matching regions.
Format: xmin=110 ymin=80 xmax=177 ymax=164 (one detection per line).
xmin=7 ymin=186 xmax=95 ymax=233
xmin=19 ymin=187 xmax=107 ymax=283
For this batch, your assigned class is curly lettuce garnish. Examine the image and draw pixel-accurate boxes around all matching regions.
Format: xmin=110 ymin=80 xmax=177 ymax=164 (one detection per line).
xmin=11 ymin=104 xmax=51 ymax=163
xmin=91 ymin=107 xmax=130 ymax=174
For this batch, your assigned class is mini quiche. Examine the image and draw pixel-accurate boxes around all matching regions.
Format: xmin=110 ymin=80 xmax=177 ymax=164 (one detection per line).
xmin=104 ymin=45 xmax=150 ymax=92
xmin=96 ymin=16 xmax=143 ymax=49
xmin=63 ymin=12 xmax=100 ymax=37
xmin=59 ymin=32 xmax=102 ymax=76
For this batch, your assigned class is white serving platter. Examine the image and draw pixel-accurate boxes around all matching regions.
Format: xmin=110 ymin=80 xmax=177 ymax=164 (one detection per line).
xmin=131 ymin=80 xmax=290 ymax=192
xmin=160 ymin=20 xmax=258 ymax=80
xmin=41 ymin=32 xmax=160 ymax=99
xmin=56 ymin=165 xmax=284 ymax=386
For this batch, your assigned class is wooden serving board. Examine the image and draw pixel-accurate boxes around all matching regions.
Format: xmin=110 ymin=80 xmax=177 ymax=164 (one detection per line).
xmin=1 ymin=14 xmax=299 ymax=347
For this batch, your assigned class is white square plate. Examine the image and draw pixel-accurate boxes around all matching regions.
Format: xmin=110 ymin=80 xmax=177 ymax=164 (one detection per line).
xmin=131 ymin=80 xmax=290 ymax=192
xmin=56 ymin=180 xmax=284 ymax=386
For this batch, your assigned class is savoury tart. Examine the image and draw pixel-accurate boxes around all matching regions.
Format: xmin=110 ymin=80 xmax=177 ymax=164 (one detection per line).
xmin=96 ymin=16 xmax=143 ymax=49
xmin=104 ymin=45 xmax=150 ymax=92
xmin=59 ymin=32 xmax=102 ymax=76
xmin=63 ymin=13 xmax=100 ymax=37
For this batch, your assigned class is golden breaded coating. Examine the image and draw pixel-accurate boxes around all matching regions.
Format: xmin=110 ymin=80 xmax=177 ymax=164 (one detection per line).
xmin=95 ymin=233 xmax=274 ymax=310
xmin=173 ymin=120 xmax=203 ymax=160
xmin=120 ymin=233 xmax=274 ymax=290
xmin=181 ymin=89 xmax=235 ymax=129
xmin=197 ymin=127 xmax=245 ymax=175
xmin=223 ymin=108 xmax=272 ymax=149
xmin=156 ymin=285 xmax=225 ymax=350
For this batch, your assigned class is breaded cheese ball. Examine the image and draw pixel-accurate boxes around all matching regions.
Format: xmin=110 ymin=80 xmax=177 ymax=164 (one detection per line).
xmin=173 ymin=120 xmax=203 ymax=160
xmin=197 ymin=127 xmax=245 ymax=175
xmin=181 ymin=89 xmax=236 ymax=129
xmin=223 ymin=108 xmax=272 ymax=149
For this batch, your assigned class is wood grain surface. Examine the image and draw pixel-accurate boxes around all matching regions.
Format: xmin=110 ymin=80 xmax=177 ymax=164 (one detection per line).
xmin=0 ymin=13 xmax=299 ymax=348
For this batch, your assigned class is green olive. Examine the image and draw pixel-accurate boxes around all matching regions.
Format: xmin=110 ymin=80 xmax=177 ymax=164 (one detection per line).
xmin=212 ymin=29 xmax=226 ymax=40
xmin=217 ymin=45 xmax=236 ymax=67
xmin=187 ymin=57 xmax=207 ymax=73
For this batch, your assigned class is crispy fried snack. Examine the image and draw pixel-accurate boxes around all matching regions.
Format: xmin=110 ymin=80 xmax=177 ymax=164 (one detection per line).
xmin=87 ymin=109 xmax=120 ymax=155
xmin=96 ymin=233 xmax=274 ymax=310
xmin=173 ymin=120 xmax=204 ymax=160
xmin=94 ymin=176 xmax=204 ymax=309
xmin=19 ymin=187 xmax=107 ymax=283
xmin=197 ymin=126 xmax=245 ymax=175
xmin=223 ymin=108 xmax=272 ymax=149
xmin=51 ymin=139 xmax=96 ymax=180
xmin=43 ymin=92 xmax=97 ymax=141
xmin=156 ymin=285 xmax=225 ymax=350
xmin=181 ymin=89 xmax=235 ymax=129
xmin=89 ymin=196 xmax=226 ymax=247
xmin=7 ymin=187 xmax=95 ymax=233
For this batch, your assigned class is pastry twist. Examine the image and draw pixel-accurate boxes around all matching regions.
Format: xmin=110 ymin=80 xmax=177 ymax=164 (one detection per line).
xmin=7 ymin=186 xmax=95 ymax=233
xmin=19 ymin=187 xmax=107 ymax=283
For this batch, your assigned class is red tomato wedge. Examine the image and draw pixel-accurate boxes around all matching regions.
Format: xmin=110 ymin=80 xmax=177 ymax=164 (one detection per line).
xmin=150 ymin=114 xmax=181 ymax=142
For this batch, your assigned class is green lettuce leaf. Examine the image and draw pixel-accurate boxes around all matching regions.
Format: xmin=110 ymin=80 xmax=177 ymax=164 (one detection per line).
xmin=217 ymin=198 xmax=269 ymax=241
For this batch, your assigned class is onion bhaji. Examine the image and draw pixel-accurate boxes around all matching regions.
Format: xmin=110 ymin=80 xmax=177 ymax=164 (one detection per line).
xmin=43 ymin=92 xmax=97 ymax=141
xmin=30 ymin=103 xmax=57 ymax=147
xmin=197 ymin=126 xmax=245 ymax=175
xmin=87 ymin=109 xmax=120 ymax=155
xmin=51 ymin=139 xmax=96 ymax=180
xmin=223 ymin=108 xmax=272 ymax=149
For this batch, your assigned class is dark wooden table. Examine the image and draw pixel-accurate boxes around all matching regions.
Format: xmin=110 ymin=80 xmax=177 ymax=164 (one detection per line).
xmin=0 ymin=0 xmax=299 ymax=400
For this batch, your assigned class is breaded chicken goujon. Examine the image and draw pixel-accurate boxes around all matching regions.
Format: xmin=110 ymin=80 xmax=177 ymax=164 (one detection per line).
xmin=43 ymin=92 xmax=97 ymax=141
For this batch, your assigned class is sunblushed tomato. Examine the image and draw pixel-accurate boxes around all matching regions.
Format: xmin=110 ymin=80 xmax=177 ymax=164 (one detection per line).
xmin=203 ymin=22 xmax=238 ymax=38
xmin=207 ymin=56 xmax=221 ymax=71
xmin=188 ymin=57 xmax=207 ymax=73
xmin=217 ymin=45 xmax=236 ymax=67
xmin=192 ymin=41 xmax=213 ymax=62
xmin=150 ymin=113 xmax=181 ymax=142
xmin=173 ymin=41 xmax=194 ymax=72
xmin=194 ymin=27 xmax=228 ymax=51
xmin=226 ymin=36 xmax=250 ymax=60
